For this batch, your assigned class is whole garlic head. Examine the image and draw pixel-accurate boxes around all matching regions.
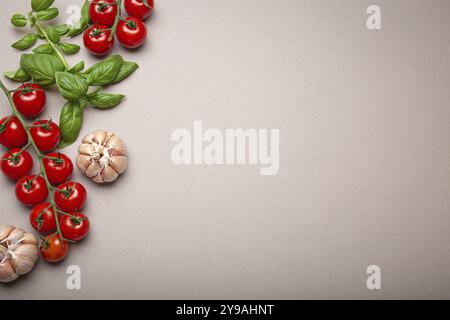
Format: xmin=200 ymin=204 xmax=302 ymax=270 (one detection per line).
xmin=77 ymin=130 xmax=128 ymax=184
xmin=0 ymin=225 xmax=39 ymax=283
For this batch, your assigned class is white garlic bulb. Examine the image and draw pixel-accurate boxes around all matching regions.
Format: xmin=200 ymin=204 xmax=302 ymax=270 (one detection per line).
xmin=0 ymin=225 xmax=39 ymax=283
xmin=76 ymin=130 xmax=128 ymax=184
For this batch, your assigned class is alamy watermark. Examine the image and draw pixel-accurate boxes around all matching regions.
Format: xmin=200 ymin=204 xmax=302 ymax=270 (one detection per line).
xmin=366 ymin=265 xmax=381 ymax=290
xmin=171 ymin=121 xmax=279 ymax=176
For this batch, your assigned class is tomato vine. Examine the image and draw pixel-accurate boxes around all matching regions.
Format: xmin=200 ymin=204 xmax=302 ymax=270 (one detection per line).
xmin=0 ymin=79 xmax=76 ymax=247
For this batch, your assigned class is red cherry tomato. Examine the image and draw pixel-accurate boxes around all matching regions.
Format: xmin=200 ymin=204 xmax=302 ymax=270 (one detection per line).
xmin=30 ymin=202 xmax=57 ymax=234
xmin=89 ymin=0 xmax=118 ymax=27
xmin=1 ymin=148 xmax=33 ymax=181
xmin=0 ymin=116 xmax=28 ymax=149
xmin=60 ymin=212 xmax=90 ymax=241
xmin=124 ymin=0 xmax=154 ymax=20
xmin=40 ymin=234 xmax=69 ymax=263
xmin=83 ymin=24 xmax=114 ymax=55
xmin=12 ymin=83 xmax=46 ymax=118
xmin=54 ymin=182 xmax=87 ymax=212
xmin=15 ymin=175 xmax=49 ymax=207
xmin=116 ymin=17 xmax=147 ymax=49
xmin=42 ymin=153 xmax=73 ymax=185
xmin=29 ymin=120 xmax=61 ymax=153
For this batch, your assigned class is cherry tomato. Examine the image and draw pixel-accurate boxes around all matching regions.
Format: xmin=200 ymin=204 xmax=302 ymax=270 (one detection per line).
xmin=15 ymin=175 xmax=49 ymax=207
xmin=124 ymin=0 xmax=154 ymax=20
xmin=60 ymin=212 xmax=90 ymax=241
xmin=54 ymin=182 xmax=87 ymax=212
xmin=40 ymin=234 xmax=69 ymax=263
xmin=116 ymin=17 xmax=147 ymax=49
xmin=42 ymin=153 xmax=73 ymax=185
xmin=83 ymin=24 xmax=114 ymax=55
xmin=0 ymin=116 xmax=28 ymax=149
xmin=29 ymin=120 xmax=61 ymax=153
xmin=12 ymin=83 xmax=46 ymax=118
xmin=30 ymin=202 xmax=57 ymax=234
xmin=1 ymin=148 xmax=33 ymax=181
xmin=89 ymin=0 xmax=118 ymax=27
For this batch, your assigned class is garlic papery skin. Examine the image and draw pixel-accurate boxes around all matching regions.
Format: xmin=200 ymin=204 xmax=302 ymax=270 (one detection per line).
xmin=77 ymin=130 xmax=128 ymax=184
xmin=0 ymin=225 xmax=39 ymax=283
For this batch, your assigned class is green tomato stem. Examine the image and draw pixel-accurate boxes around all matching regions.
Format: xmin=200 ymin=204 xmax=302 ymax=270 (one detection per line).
xmin=108 ymin=0 xmax=123 ymax=41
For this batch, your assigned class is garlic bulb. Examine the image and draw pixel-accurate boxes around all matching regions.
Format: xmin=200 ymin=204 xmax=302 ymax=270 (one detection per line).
xmin=76 ymin=130 xmax=128 ymax=184
xmin=0 ymin=225 xmax=39 ymax=283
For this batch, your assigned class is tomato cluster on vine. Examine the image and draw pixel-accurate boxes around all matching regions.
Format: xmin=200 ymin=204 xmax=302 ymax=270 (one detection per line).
xmin=0 ymin=83 xmax=90 ymax=263
xmin=84 ymin=0 xmax=154 ymax=55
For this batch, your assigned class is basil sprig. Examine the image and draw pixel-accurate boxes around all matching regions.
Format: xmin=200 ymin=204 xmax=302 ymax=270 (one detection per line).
xmin=54 ymin=55 xmax=138 ymax=147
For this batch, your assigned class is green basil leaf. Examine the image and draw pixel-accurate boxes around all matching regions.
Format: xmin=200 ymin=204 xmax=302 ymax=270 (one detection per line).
xmin=59 ymin=42 xmax=80 ymax=55
xmin=20 ymin=53 xmax=65 ymax=87
xmin=46 ymin=26 xmax=60 ymax=44
xmin=55 ymin=72 xmax=89 ymax=101
xmin=58 ymin=100 xmax=85 ymax=148
xmin=88 ymin=93 xmax=125 ymax=109
xmin=54 ymin=24 xmax=70 ymax=36
xmin=113 ymin=61 xmax=139 ymax=84
xmin=32 ymin=43 xmax=53 ymax=54
xmin=11 ymin=14 xmax=28 ymax=27
xmin=87 ymin=55 xmax=124 ymax=86
xmin=31 ymin=0 xmax=55 ymax=12
xmin=11 ymin=33 xmax=38 ymax=50
xmin=37 ymin=7 xmax=59 ymax=21
xmin=68 ymin=61 xmax=85 ymax=74
xmin=4 ymin=67 xmax=31 ymax=82
xmin=66 ymin=0 xmax=90 ymax=37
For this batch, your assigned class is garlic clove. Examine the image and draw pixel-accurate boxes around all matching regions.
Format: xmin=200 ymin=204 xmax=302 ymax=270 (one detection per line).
xmin=101 ymin=166 xmax=119 ymax=183
xmin=93 ymin=130 xmax=108 ymax=145
xmin=79 ymin=143 xmax=96 ymax=156
xmin=10 ymin=244 xmax=39 ymax=275
xmin=86 ymin=162 xmax=103 ymax=178
xmin=0 ymin=225 xmax=14 ymax=243
xmin=110 ymin=156 xmax=128 ymax=174
xmin=76 ymin=154 xmax=92 ymax=172
xmin=82 ymin=133 xmax=96 ymax=144
xmin=6 ymin=228 xmax=25 ymax=247
xmin=0 ymin=260 xmax=18 ymax=283
xmin=21 ymin=232 xmax=38 ymax=245
xmin=92 ymin=174 xmax=104 ymax=184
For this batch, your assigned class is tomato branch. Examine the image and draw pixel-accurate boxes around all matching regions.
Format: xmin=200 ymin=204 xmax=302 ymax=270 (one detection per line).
xmin=0 ymin=79 xmax=73 ymax=243
xmin=108 ymin=0 xmax=123 ymax=41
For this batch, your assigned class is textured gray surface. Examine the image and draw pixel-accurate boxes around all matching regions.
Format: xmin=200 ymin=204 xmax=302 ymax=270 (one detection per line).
xmin=0 ymin=0 xmax=449 ymax=299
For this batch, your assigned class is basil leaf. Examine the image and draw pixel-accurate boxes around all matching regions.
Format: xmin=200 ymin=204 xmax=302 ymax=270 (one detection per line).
xmin=54 ymin=24 xmax=70 ymax=36
xmin=66 ymin=0 xmax=90 ymax=37
xmin=87 ymin=55 xmax=124 ymax=86
xmin=20 ymin=53 xmax=65 ymax=86
xmin=58 ymin=100 xmax=85 ymax=148
xmin=59 ymin=42 xmax=80 ymax=55
xmin=37 ymin=7 xmax=59 ymax=21
xmin=4 ymin=67 xmax=31 ymax=82
xmin=46 ymin=26 xmax=60 ymax=44
xmin=113 ymin=61 xmax=139 ymax=84
xmin=31 ymin=0 xmax=55 ymax=12
xmin=88 ymin=93 xmax=125 ymax=109
xmin=68 ymin=61 xmax=85 ymax=74
xmin=11 ymin=14 xmax=28 ymax=27
xmin=32 ymin=43 xmax=54 ymax=54
xmin=55 ymin=72 xmax=89 ymax=101
xmin=11 ymin=34 xmax=38 ymax=50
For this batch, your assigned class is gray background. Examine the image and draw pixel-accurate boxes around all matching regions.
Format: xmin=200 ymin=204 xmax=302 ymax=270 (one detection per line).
xmin=0 ymin=0 xmax=449 ymax=299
